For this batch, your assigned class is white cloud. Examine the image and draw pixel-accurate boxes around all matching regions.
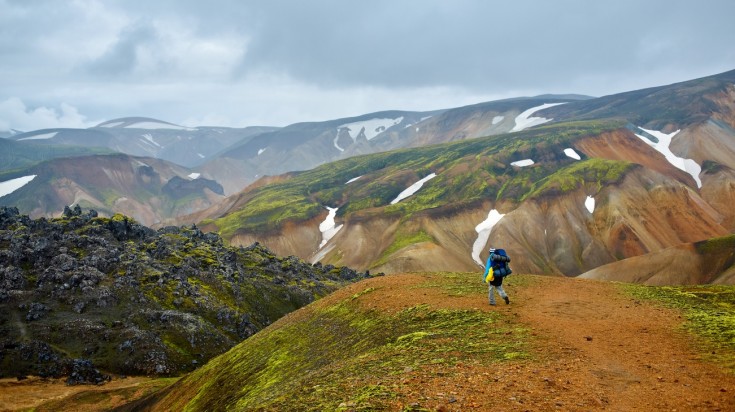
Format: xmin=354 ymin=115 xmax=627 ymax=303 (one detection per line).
xmin=0 ymin=98 xmax=99 ymax=131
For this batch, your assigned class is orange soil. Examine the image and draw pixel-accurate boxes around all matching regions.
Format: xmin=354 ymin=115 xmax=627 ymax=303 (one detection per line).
xmin=344 ymin=274 xmax=735 ymax=411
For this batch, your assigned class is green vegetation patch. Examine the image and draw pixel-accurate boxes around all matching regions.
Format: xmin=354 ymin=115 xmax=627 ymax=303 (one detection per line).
xmin=622 ymin=283 xmax=735 ymax=371
xmin=170 ymin=273 xmax=529 ymax=411
xmin=211 ymin=120 xmax=624 ymax=240
xmin=373 ymin=229 xmax=435 ymax=268
xmin=522 ymin=158 xmax=633 ymax=201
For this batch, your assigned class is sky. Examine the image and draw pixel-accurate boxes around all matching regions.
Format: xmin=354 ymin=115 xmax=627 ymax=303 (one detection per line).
xmin=1 ymin=0 xmax=734 ymax=132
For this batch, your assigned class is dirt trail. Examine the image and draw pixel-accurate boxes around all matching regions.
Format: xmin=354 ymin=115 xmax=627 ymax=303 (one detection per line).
xmin=509 ymin=276 xmax=735 ymax=411
xmin=363 ymin=273 xmax=735 ymax=411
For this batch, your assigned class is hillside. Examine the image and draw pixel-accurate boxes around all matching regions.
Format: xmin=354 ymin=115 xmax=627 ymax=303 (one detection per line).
xmin=188 ymin=121 xmax=732 ymax=278
xmin=0 ymin=206 xmax=371 ymax=380
xmin=580 ymin=234 xmax=735 ymax=284
xmin=9 ymin=118 xmax=279 ymax=168
xmin=126 ymin=272 xmax=735 ymax=411
xmin=0 ymin=153 xmax=226 ymax=226
xmin=177 ymin=70 xmax=735 ymax=281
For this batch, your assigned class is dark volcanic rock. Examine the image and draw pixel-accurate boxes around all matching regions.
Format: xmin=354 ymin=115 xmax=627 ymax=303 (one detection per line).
xmin=0 ymin=207 xmax=372 ymax=379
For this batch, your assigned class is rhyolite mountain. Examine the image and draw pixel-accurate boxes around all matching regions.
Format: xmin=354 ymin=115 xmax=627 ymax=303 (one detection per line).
xmin=181 ymin=69 xmax=735 ymax=284
xmin=0 ymin=153 xmax=226 ymax=226
xmin=199 ymin=96 xmax=592 ymax=194
xmin=7 ymin=117 xmax=279 ymax=168
xmin=0 ymin=206 xmax=371 ymax=380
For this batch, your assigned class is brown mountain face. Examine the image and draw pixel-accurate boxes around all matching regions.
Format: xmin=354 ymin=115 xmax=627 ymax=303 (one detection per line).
xmin=194 ymin=116 xmax=735 ymax=284
xmin=0 ymin=154 xmax=224 ymax=226
xmin=580 ymin=235 xmax=735 ymax=285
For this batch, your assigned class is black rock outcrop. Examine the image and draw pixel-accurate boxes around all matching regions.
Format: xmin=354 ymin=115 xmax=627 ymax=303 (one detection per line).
xmin=0 ymin=207 xmax=372 ymax=380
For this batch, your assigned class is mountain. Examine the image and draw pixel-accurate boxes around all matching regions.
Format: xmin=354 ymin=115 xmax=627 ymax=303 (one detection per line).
xmin=200 ymin=96 xmax=592 ymax=194
xmin=0 ymin=153 xmax=225 ymax=226
xmin=127 ymin=272 xmax=735 ymax=411
xmin=182 ymin=70 xmax=735 ymax=282
xmin=0 ymin=137 xmax=113 ymax=172
xmin=580 ymin=234 xmax=735 ymax=284
xmin=8 ymin=117 xmax=279 ymax=168
xmin=0 ymin=206 xmax=371 ymax=380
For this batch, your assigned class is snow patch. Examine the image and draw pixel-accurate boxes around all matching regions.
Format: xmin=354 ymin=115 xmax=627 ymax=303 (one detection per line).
xmin=511 ymin=103 xmax=566 ymax=132
xmin=18 ymin=132 xmax=57 ymax=141
xmin=125 ymin=121 xmax=194 ymax=131
xmin=99 ymin=121 xmax=124 ymax=128
xmin=472 ymin=209 xmax=505 ymax=266
xmin=511 ymin=159 xmax=535 ymax=167
xmin=390 ymin=173 xmax=437 ymax=205
xmin=511 ymin=159 xmax=533 ymax=167
xmin=345 ymin=176 xmax=362 ymax=184
xmin=319 ymin=206 xmax=343 ymax=248
xmin=0 ymin=175 xmax=36 ymax=198
xmin=420 ymin=116 xmax=433 ymax=121
xmin=141 ymin=133 xmax=162 ymax=148
xmin=197 ymin=153 xmax=205 ymax=159
xmin=564 ymin=148 xmax=581 ymax=160
xmin=415 ymin=127 xmax=420 ymax=132
xmin=188 ymin=173 xmax=201 ymax=179
xmin=333 ymin=135 xmax=345 ymax=152
xmin=492 ymin=116 xmax=504 ymax=125
xmin=338 ymin=117 xmax=404 ymax=141
xmin=635 ymin=127 xmax=702 ymax=188
xmin=257 ymin=148 xmax=266 ymax=156
xmin=585 ymin=196 xmax=595 ymax=213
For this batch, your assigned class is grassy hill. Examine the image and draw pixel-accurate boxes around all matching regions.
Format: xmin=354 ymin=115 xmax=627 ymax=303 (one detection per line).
xmin=205 ymin=120 xmax=624 ymax=239
xmin=124 ymin=272 xmax=735 ymax=411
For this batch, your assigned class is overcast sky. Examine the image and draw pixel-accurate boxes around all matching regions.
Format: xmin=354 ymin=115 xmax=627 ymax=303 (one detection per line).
xmin=1 ymin=0 xmax=734 ymax=131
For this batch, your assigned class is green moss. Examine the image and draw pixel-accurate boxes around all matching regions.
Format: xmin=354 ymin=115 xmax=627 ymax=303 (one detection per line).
xmin=210 ymin=120 xmax=624 ymax=241
xmin=167 ymin=273 xmax=530 ymax=411
xmin=373 ymin=230 xmax=435 ymax=268
xmin=694 ymin=234 xmax=735 ymax=254
xmin=522 ymin=158 xmax=633 ymax=201
xmin=622 ymin=283 xmax=735 ymax=371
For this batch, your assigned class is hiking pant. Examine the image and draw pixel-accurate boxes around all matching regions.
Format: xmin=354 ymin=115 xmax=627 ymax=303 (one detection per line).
xmin=488 ymin=284 xmax=507 ymax=305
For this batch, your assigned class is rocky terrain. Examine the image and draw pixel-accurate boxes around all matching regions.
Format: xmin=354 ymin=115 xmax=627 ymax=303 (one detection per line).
xmin=0 ymin=206 xmax=372 ymax=381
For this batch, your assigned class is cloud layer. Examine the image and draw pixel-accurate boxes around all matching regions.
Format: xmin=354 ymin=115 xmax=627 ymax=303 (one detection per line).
xmin=1 ymin=0 xmax=734 ymax=131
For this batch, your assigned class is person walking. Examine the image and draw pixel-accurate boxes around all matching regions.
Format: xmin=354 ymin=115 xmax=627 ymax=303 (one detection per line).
xmin=483 ymin=247 xmax=512 ymax=305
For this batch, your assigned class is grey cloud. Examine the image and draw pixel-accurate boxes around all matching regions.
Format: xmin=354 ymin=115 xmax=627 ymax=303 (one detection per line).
xmin=84 ymin=21 xmax=158 ymax=78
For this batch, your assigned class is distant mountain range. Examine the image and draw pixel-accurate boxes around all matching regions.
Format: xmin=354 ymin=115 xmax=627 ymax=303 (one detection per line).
xmin=2 ymin=69 xmax=735 ymax=284
xmin=178 ymin=69 xmax=735 ymax=284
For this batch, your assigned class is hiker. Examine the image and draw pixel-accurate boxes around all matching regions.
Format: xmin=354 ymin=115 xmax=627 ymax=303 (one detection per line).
xmin=483 ymin=248 xmax=512 ymax=305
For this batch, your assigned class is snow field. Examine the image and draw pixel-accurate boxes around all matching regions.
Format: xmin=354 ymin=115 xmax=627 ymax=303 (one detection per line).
xmin=510 ymin=159 xmax=535 ymax=167
xmin=511 ymin=103 xmax=566 ymax=132
xmin=390 ymin=173 xmax=437 ymax=205
xmin=564 ymin=148 xmax=581 ymax=160
xmin=338 ymin=117 xmax=404 ymax=141
xmin=634 ymin=127 xmax=702 ymax=188
xmin=318 ymin=206 xmax=343 ymax=249
xmin=471 ymin=209 xmax=505 ymax=266
xmin=0 ymin=175 xmax=37 ymax=198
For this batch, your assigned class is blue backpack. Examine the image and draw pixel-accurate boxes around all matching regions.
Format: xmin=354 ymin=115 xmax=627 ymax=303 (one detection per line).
xmin=491 ymin=249 xmax=512 ymax=278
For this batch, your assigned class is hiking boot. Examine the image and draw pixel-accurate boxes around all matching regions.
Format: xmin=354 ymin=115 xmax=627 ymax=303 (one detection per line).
xmin=503 ymin=296 xmax=510 ymax=305
xmin=489 ymin=302 xmax=496 ymax=306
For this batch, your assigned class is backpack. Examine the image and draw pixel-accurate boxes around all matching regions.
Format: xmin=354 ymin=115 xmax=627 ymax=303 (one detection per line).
xmin=483 ymin=248 xmax=512 ymax=283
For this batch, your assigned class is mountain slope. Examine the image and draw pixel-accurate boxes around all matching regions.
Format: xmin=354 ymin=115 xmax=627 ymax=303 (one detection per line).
xmin=0 ymin=207 xmax=371 ymax=379
xmin=9 ymin=117 xmax=279 ymax=169
xmin=0 ymin=153 xmax=225 ymax=226
xmin=179 ymin=70 xmax=735 ymax=282
xmin=200 ymin=96 xmax=590 ymax=194
xmin=187 ymin=120 xmax=732 ymax=278
xmin=0 ymin=137 xmax=112 ymax=172
xmin=580 ymin=234 xmax=735 ymax=284
xmin=134 ymin=273 xmax=735 ymax=411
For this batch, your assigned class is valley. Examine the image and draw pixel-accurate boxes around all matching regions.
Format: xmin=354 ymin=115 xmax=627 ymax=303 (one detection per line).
xmin=1 ymin=69 xmax=735 ymax=411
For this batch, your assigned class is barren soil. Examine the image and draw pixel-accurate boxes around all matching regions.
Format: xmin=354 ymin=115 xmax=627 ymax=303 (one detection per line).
xmin=2 ymin=274 xmax=734 ymax=411
xmin=352 ymin=274 xmax=735 ymax=411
